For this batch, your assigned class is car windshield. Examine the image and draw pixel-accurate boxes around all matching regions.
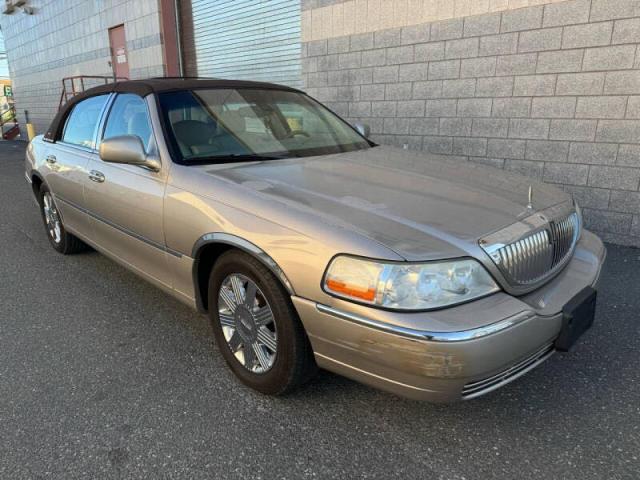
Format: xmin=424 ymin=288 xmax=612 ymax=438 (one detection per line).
xmin=158 ymin=88 xmax=371 ymax=164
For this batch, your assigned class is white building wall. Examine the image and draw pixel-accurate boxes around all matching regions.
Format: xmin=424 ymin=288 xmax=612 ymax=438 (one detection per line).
xmin=0 ymin=32 xmax=9 ymax=79
xmin=0 ymin=0 xmax=166 ymax=134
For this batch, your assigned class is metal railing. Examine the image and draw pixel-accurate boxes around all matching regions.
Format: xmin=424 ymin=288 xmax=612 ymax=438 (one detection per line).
xmin=58 ymin=75 xmax=128 ymax=110
xmin=0 ymin=104 xmax=19 ymax=140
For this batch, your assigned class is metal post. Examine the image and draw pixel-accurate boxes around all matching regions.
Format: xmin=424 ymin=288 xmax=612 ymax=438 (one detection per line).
xmin=25 ymin=109 xmax=35 ymax=141
xmin=174 ymin=0 xmax=184 ymax=76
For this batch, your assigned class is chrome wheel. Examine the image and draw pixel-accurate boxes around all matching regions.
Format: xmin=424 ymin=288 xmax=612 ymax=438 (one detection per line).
xmin=42 ymin=192 xmax=62 ymax=244
xmin=217 ymin=274 xmax=277 ymax=373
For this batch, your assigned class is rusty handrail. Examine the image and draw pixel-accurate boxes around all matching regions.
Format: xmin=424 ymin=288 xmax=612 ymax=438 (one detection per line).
xmin=0 ymin=106 xmax=15 ymax=125
xmin=58 ymin=75 xmax=129 ymax=110
xmin=0 ymin=104 xmax=19 ymax=140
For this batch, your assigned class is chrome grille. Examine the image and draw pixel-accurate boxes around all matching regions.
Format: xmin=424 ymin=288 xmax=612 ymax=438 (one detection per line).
xmin=483 ymin=211 xmax=580 ymax=287
xmin=462 ymin=343 xmax=554 ymax=400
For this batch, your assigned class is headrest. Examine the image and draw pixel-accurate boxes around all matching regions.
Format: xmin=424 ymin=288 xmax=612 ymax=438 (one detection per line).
xmin=172 ymin=120 xmax=214 ymax=146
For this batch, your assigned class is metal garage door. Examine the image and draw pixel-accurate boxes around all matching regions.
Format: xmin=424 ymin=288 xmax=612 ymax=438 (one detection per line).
xmin=190 ymin=0 xmax=301 ymax=88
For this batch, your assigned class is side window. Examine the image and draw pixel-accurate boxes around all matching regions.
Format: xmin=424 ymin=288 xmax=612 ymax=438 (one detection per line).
xmin=62 ymin=95 xmax=109 ymax=149
xmin=103 ymin=94 xmax=154 ymax=152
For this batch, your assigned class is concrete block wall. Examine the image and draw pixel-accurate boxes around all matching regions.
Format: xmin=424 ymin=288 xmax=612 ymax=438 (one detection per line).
xmin=301 ymin=0 xmax=640 ymax=247
xmin=0 ymin=0 xmax=166 ymax=135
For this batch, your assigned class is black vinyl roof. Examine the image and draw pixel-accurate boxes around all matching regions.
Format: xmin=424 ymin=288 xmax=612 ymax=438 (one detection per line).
xmin=44 ymin=77 xmax=302 ymax=142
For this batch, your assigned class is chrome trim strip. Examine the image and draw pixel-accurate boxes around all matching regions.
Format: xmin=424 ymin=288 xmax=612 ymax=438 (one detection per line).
xmin=315 ymin=304 xmax=535 ymax=343
xmin=591 ymin=245 xmax=607 ymax=289
xmin=24 ymin=171 xmax=32 ymax=184
xmin=192 ymin=232 xmax=295 ymax=295
xmin=462 ymin=344 xmax=555 ymax=400
xmin=464 ymin=342 xmax=552 ymax=390
xmin=55 ymin=195 xmax=183 ymax=258
xmin=55 ymin=141 xmax=98 ymax=155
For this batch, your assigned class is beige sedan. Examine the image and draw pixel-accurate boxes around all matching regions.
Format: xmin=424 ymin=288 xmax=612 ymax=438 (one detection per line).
xmin=25 ymin=78 xmax=605 ymax=402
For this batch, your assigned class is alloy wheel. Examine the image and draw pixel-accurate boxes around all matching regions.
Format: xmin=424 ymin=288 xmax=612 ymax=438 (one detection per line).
xmin=217 ymin=274 xmax=278 ymax=373
xmin=42 ymin=192 xmax=62 ymax=244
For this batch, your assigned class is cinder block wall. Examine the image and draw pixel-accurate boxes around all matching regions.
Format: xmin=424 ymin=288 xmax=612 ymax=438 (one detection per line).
xmin=301 ymin=0 xmax=640 ymax=247
xmin=0 ymin=0 xmax=166 ymax=136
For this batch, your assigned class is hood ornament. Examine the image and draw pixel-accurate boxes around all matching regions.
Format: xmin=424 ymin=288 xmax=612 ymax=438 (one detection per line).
xmin=527 ymin=185 xmax=533 ymax=210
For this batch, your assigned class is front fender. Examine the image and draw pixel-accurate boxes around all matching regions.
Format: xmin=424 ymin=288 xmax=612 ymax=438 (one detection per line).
xmin=193 ymin=232 xmax=296 ymax=294
xmin=164 ymin=171 xmax=404 ymax=305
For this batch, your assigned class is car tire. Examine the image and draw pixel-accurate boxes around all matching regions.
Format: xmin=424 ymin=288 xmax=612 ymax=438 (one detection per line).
xmin=39 ymin=184 xmax=87 ymax=254
xmin=208 ymin=250 xmax=317 ymax=395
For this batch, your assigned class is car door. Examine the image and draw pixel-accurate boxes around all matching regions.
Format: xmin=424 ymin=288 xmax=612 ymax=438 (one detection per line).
xmin=42 ymin=94 xmax=110 ymax=237
xmin=84 ymin=93 xmax=173 ymax=287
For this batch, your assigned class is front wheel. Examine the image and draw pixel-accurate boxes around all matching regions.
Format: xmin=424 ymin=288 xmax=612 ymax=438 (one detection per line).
xmin=39 ymin=184 xmax=86 ymax=254
xmin=208 ymin=250 xmax=316 ymax=395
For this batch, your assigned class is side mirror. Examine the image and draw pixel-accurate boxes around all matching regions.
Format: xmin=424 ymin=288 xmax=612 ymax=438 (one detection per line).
xmin=354 ymin=122 xmax=371 ymax=138
xmin=99 ymin=135 xmax=160 ymax=172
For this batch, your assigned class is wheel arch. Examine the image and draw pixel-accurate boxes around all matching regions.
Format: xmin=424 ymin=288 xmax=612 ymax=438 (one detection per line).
xmin=192 ymin=233 xmax=295 ymax=313
xmin=30 ymin=171 xmax=45 ymax=199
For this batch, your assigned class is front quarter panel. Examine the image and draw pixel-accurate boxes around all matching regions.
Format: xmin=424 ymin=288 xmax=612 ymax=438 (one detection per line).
xmin=164 ymin=163 xmax=404 ymax=303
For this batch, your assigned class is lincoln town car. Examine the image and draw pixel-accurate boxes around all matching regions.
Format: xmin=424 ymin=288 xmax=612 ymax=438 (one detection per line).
xmin=25 ymin=78 xmax=605 ymax=402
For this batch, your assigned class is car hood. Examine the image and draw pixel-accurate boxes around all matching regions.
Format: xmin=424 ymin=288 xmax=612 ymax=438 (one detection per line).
xmin=196 ymin=146 xmax=571 ymax=260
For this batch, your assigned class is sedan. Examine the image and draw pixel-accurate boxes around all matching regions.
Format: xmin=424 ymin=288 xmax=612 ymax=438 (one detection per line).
xmin=25 ymin=78 xmax=605 ymax=402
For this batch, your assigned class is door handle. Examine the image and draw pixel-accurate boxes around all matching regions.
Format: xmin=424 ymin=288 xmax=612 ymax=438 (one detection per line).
xmin=89 ymin=170 xmax=105 ymax=183
xmin=46 ymin=154 xmax=57 ymax=164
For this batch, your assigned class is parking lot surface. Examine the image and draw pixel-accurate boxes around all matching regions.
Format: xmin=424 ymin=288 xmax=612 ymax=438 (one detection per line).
xmin=1 ymin=141 xmax=638 ymax=479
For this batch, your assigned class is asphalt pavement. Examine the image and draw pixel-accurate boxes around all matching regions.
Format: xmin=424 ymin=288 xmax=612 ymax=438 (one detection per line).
xmin=1 ymin=141 xmax=639 ymax=479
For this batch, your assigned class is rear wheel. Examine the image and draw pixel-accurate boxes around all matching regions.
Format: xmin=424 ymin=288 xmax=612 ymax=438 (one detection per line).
xmin=39 ymin=184 xmax=86 ymax=254
xmin=208 ymin=250 xmax=316 ymax=395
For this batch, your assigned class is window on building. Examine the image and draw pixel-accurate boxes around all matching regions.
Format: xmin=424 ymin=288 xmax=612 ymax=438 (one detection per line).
xmin=103 ymin=94 xmax=154 ymax=152
xmin=62 ymin=95 xmax=109 ymax=149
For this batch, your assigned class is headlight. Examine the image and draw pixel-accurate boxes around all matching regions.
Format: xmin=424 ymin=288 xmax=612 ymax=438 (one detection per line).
xmin=323 ymin=256 xmax=500 ymax=310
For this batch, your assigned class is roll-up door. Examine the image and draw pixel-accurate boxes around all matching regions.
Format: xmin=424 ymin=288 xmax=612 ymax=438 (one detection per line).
xmin=189 ymin=0 xmax=301 ymax=88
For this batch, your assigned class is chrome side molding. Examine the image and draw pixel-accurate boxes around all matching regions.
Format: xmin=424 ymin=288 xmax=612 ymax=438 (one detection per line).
xmin=316 ymin=303 xmax=535 ymax=342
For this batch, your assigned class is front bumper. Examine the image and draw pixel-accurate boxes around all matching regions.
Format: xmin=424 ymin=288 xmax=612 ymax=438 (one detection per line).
xmin=293 ymin=230 xmax=606 ymax=402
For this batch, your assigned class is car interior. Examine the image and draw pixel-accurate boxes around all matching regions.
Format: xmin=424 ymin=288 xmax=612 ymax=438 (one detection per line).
xmin=160 ymin=89 xmax=359 ymax=161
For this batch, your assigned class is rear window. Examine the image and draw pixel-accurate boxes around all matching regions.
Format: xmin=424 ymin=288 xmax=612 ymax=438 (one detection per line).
xmin=62 ymin=95 xmax=109 ymax=149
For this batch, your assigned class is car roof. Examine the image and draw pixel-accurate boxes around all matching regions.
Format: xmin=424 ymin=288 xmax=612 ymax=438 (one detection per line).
xmin=44 ymin=77 xmax=303 ymax=143
xmin=84 ymin=77 xmax=303 ymax=96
